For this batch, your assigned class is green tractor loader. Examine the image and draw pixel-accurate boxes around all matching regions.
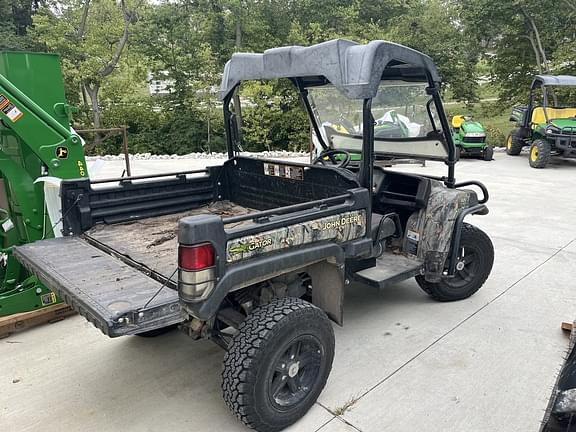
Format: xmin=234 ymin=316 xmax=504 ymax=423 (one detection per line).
xmin=507 ymin=75 xmax=576 ymax=168
xmin=0 ymin=51 xmax=88 ymax=316
xmin=451 ymin=115 xmax=493 ymax=161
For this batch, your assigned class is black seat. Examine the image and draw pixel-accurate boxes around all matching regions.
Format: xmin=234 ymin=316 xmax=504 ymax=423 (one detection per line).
xmin=371 ymin=213 xmax=398 ymax=242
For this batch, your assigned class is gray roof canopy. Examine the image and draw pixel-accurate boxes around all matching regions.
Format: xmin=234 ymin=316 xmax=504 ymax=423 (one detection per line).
xmin=533 ymin=75 xmax=576 ymax=87
xmin=219 ymin=39 xmax=440 ymax=101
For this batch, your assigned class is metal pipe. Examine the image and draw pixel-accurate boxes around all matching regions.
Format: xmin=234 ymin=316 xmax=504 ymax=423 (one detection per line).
xmin=121 ymin=126 xmax=132 ymax=177
xmin=90 ymin=169 xmax=209 ymax=184
xmin=447 ymin=204 xmax=487 ymax=274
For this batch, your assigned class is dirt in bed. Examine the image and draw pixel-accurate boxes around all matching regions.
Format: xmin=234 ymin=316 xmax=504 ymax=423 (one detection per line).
xmin=85 ymin=201 xmax=255 ymax=279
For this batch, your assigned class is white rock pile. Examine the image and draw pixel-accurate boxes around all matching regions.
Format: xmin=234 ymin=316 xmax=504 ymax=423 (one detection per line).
xmin=85 ymin=150 xmax=310 ymax=161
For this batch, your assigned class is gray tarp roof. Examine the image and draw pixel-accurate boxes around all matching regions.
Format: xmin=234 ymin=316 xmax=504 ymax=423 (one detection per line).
xmin=533 ymin=75 xmax=576 ymax=87
xmin=219 ymin=39 xmax=440 ymax=100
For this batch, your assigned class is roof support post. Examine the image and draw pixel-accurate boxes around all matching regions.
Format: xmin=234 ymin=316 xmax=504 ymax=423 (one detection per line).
xmin=428 ymin=82 xmax=456 ymax=188
xmin=223 ymin=92 xmax=238 ymax=159
xmin=359 ymin=98 xmax=374 ymax=230
xmin=295 ymin=80 xmax=328 ymax=151
xmin=359 ymin=98 xmax=374 ymax=191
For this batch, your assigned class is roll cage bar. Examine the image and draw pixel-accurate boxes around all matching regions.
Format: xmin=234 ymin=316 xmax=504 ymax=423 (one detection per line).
xmin=526 ymin=75 xmax=576 ymax=125
xmin=220 ymin=39 xmax=457 ymax=188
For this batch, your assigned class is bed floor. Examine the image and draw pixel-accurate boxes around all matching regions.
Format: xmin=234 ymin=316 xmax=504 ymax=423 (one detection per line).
xmin=85 ymin=201 xmax=254 ymax=279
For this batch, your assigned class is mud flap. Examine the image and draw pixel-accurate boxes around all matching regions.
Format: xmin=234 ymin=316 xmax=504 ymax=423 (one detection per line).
xmin=308 ymin=261 xmax=344 ymax=326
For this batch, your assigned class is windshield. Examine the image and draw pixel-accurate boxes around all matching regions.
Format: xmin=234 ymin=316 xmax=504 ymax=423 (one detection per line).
xmin=308 ymin=81 xmax=447 ymax=159
xmin=543 ymin=86 xmax=576 ymax=109
xmin=309 ymin=81 xmax=439 ymax=138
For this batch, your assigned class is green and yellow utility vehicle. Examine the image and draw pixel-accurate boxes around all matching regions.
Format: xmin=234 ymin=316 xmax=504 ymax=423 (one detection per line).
xmin=0 ymin=52 xmax=88 ymax=316
xmin=507 ymin=75 xmax=576 ymax=168
xmin=14 ymin=40 xmax=494 ymax=431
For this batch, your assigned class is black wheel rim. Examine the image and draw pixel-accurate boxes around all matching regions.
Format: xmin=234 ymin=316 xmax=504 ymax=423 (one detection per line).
xmin=446 ymin=244 xmax=481 ymax=288
xmin=268 ymin=335 xmax=324 ymax=409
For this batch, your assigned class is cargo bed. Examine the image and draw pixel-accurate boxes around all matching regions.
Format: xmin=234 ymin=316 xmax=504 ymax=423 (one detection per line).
xmin=14 ymin=157 xmax=361 ymax=336
xmin=14 ymin=201 xmax=257 ymax=336
xmin=85 ymin=200 xmax=255 ymax=280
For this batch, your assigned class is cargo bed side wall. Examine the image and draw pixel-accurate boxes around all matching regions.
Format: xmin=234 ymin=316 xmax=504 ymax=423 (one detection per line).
xmin=61 ymin=167 xmax=221 ymax=235
xmin=222 ymin=157 xmax=359 ymax=210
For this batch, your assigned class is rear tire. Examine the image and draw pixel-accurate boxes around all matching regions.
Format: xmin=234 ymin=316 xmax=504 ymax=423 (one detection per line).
xmin=506 ymin=129 xmax=524 ymax=155
xmin=483 ymin=145 xmax=494 ymax=161
xmin=416 ymin=223 xmax=493 ymax=301
xmin=529 ymin=139 xmax=551 ymax=168
xmin=222 ymin=297 xmax=334 ymax=432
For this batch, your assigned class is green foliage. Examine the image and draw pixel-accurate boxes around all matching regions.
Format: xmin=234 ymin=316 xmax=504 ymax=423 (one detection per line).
xmin=461 ymin=0 xmax=576 ymax=103
xmin=240 ymin=80 xmax=309 ymax=152
xmin=7 ymin=0 xmax=574 ymax=155
xmin=89 ymin=100 xmax=226 ymax=155
xmin=385 ymin=0 xmax=480 ymax=104
xmin=0 ymin=0 xmax=44 ymax=49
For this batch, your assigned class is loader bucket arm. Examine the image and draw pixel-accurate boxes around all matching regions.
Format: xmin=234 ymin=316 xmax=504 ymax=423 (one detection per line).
xmin=0 ymin=74 xmax=87 ymax=179
xmin=0 ymin=52 xmax=88 ymax=316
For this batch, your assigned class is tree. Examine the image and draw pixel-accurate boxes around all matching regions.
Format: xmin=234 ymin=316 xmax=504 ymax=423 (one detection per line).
xmin=33 ymin=0 xmax=141 ymax=142
xmin=0 ymin=0 xmax=45 ymax=49
xmin=385 ymin=0 xmax=481 ymax=104
xmin=240 ymin=80 xmax=309 ymax=152
xmin=462 ymin=0 xmax=575 ymax=102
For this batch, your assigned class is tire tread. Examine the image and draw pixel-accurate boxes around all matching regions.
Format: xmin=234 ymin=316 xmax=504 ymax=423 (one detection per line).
xmin=416 ymin=223 xmax=493 ymax=301
xmin=222 ymin=297 xmax=333 ymax=432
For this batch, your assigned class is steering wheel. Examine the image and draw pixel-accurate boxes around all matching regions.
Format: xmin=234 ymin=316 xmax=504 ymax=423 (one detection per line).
xmin=313 ymin=149 xmax=352 ymax=169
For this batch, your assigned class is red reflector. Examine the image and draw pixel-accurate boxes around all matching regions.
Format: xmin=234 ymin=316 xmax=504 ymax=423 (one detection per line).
xmin=179 ymin=243 xmax=215 ymax=271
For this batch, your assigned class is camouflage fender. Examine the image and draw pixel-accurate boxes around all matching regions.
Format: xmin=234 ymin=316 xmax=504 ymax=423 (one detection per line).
xmin=403 ymin=180 xmax=472 ymax=280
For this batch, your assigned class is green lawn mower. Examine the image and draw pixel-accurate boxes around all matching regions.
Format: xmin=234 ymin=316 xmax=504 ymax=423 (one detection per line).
xmin=506 ymin=75 xmax=576 ymax=168
xmin=451 ymin=115 xmax=493 ymax=161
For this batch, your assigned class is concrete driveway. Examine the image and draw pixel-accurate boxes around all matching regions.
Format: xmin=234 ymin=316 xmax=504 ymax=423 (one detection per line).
xmin=2 ymin=151 xmax=575 ymax=432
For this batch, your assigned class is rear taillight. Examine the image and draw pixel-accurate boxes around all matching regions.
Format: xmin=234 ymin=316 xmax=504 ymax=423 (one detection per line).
xmin=178 ymin=243 xmax=216 ymax=302
xmin=179 ymin=243 xmax=215 ymax=271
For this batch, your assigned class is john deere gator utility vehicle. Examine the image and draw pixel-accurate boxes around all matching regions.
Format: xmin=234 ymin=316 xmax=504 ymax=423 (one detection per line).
xmin=507 ymin=75 xmax=576 ymax=168
xmin=15 ymin=40 xmax=494 ymax=431
xmin=0 ymin=52 xmax=88 ymax=316
xmin=451 ymin=115 xmax=493 ymax=161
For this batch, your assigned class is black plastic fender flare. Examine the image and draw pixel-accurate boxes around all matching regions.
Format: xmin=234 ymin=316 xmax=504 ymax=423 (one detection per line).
xmin=182 ymin=243 xmax=346 ymax=324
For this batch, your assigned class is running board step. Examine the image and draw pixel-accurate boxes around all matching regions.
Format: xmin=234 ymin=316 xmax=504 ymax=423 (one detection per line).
xmin=14 ymin=237 xmax=182 ymax=337
xmin=352 ymin=251 xmax=423 ymax=288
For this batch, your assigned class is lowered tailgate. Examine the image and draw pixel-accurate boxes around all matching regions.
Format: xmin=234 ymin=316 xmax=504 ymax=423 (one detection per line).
xmin=14 ymin=237 xmax=181 ymax=337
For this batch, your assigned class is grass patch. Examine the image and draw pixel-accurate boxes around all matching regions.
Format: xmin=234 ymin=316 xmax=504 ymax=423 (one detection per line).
xmin=333 ymin=395 xmax=361 ymax=416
